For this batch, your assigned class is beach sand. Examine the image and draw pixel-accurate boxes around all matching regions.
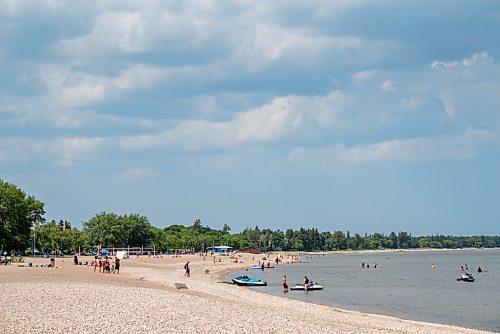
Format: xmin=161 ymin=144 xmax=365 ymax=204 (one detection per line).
xmin=0 ymin=253 xmax=494 ymax=334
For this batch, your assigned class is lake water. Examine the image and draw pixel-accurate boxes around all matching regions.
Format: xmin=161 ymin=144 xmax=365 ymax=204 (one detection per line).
xmin=227 ymin=249 xmax=500 ymax=332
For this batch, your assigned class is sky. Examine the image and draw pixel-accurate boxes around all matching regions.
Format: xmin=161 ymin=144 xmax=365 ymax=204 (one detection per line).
xmin=1 ymin=1 xmax=499 ymax=235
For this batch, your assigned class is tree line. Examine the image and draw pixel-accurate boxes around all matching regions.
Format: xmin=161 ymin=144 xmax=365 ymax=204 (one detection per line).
xmin=1 ymin=179 xmax=499 ymax=255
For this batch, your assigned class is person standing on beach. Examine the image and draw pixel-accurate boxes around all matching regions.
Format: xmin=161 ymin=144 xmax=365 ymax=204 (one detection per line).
xmin=184 ymin=261 xmax=190 ymax=277
xmin=114 ymin=257 xmax=120 ymax=274
xmin=282 ymin=275 xmax=288 ymax=293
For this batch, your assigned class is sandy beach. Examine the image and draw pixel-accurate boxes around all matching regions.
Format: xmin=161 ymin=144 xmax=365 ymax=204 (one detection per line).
xmin=0 ymin=252 xmax=494 ymax=334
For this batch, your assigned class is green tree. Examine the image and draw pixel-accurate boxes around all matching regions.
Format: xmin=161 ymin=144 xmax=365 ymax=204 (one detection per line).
xmin=222 ymin=224 xmax=231 ymax=234
xmin=0 ymin=180 xmax=45 ymax=252
xmin=82 ymin=212 xmax=153 ymax=248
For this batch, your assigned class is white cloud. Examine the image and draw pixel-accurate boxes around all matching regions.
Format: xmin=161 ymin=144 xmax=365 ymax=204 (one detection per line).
xmin=56 ymin=11 xmax=146 ymax=54
xmin=288 ymin=127 xmax=498 ymax=167
xmin=39 ymin=64 xmax=166 ymax=109
xmin=120 ymin=96 xmax=304 ymax=150
xmin=232 ymin=23 xmax=361 ymax=72
xmin=120 ymin=168 xmax=159 ymax=179
xmin=381 ymin=80 xmax=396 ymax=92
xmin=0 ymin=136 xmax=106 ymax=166
xmin=318 ymin=90 xmax=346 ymax=127
xmin=352 ymin=70 xmax=377 ymax=83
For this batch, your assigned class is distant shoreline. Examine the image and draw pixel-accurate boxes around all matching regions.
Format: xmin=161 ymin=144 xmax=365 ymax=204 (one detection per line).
xmin=303 ymin=246 xmax=500 ymax=255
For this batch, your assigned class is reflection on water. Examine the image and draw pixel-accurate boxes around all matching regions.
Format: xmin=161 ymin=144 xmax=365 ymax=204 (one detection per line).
xmin=227 ymin=249 xmax=500 ymax=332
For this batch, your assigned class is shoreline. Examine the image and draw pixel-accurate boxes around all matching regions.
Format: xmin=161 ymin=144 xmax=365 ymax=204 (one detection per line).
xmin=0 ymin=252 xmax=495 ymax=333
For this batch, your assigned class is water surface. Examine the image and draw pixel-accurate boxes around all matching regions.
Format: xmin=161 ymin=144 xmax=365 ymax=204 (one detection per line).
xmin=228 ymin=249 xmax=500 ymax=332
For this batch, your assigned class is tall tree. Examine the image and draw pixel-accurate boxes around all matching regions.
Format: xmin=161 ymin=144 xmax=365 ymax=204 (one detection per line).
xmin=0 ymin=180 xmax=45 ymax=252
xmin=83 ymin=212 xmax=153 ymax=248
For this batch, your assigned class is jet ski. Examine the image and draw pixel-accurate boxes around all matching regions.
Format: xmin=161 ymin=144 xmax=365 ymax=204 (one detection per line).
xmin=232 ymin=275 xmax=267 ymax=286
xmin=457 ymin=272 xmax=475 ymax=282
xmin=290 ymin=282 xmax=324 ymax=291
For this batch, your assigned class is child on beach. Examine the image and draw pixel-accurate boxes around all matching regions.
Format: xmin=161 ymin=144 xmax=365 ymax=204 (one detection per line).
xmin=184 ymin=261 xmax=190 ymax=277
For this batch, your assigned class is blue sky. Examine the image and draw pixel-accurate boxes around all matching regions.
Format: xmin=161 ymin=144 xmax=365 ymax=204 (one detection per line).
xmin=1 ymin=1 xmax=499 ymax=235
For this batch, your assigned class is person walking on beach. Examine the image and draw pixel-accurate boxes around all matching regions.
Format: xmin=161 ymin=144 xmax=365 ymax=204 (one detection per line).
xmin=282 ymin=275 xmax=288 ymax=293
xmin=184 ymin=261 xmax=190 ymax=277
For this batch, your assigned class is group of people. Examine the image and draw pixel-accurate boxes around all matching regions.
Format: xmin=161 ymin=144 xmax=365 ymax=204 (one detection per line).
xmin=281 ymin=275 xmax=312 ymax=292
xmin=361 ymin=261 xmax=377 ymax=269
xmin=93 ymin=255 xmax=120 ymax=274
xmin=460 ymin=263 xmax=482 ymax=273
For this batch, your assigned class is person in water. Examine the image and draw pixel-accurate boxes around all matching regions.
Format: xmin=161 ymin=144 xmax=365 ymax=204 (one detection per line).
xmin=282 ymin=275 xmax=288 ymax=293
xmin=477 ymin=266 xmax=482 ymax=272
xmin=304 ymin=275 xmax=310 ymax=291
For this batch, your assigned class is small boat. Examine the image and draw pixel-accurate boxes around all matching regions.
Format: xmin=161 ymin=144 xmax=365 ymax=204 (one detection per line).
xmin=457 ymin=272 xmax=475 ymax=282
xmin=290 ymin=282 xmax=324 ymax=291
xmin=232 ymin=275 xmax=267 ymax=286
xmin=251 ymin=265 xmax=275 ymax=269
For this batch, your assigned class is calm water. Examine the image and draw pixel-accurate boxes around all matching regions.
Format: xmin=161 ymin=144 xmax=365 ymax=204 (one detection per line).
xmin=228 ymin=249 xmax=500 ymax=332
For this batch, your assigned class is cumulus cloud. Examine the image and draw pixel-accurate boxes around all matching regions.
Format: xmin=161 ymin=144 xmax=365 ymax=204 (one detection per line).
xmin=39 ymin=64 xmax=167 ymax=108
xmin=56 ymin=11 xmax=146 ymax=54
xmin=288 ymin=127 xmax=498 ymax=167
xmin=120 ymin=96 xmax=304 ymax=150
xmin=2 ymin=0 xmax=500 ymax=174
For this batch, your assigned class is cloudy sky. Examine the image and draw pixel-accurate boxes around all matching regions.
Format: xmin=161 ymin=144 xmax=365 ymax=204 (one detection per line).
xmin=1 ymin=1 xmax=499 ymax=235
